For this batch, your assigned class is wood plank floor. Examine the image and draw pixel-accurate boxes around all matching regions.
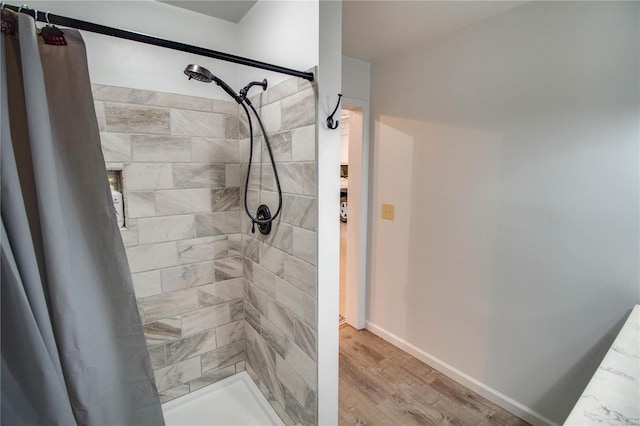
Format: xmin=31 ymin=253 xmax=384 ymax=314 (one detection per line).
xmin=339 ymin=325 xmax=530 ymax=426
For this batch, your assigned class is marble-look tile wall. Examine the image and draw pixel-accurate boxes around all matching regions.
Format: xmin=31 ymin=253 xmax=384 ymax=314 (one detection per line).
xmin=94 ymin=85 xmax=246 ymax=403
xmin=239 ymin=75 xmax=318 ymax=425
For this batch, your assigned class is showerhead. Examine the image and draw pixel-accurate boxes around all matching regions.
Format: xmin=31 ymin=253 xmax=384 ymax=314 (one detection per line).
xmin=184 ymin=64 xmax=213 ymax=83
xmin=184 ymin=64 xmax=242 ymax=103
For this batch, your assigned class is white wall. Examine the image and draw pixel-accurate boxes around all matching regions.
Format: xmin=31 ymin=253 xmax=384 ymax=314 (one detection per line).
xmin=29 ymin=1 xmax=239 ymax=98
xmin=341 ymin=55 xmax=370 ymax=102
xmin=369 ymin=2 xmax=639 ymax=424
xmin=317 ymin=1 xmax=341 ymax=424
xmin=237 ymin=0 xmax=318 ymax=87
xmin=30 ymin=1 xmax=319 ymax=99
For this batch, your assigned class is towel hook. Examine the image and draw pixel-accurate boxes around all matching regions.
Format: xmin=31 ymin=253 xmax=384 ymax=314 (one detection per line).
xmin=326 ymin=93 xmax=342 ymax=130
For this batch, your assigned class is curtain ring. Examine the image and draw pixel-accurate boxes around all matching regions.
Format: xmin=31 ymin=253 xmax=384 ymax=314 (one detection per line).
xmin=45 ymin=11 xmax=50 ymax=26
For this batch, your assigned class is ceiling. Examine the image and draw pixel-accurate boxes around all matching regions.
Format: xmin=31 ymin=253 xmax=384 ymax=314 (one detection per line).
xmin=158 ymin=1 xmax=257 ymax=24
xmin=343 ymin=1 xmax=526 ymax=63
xmin=157 ymin=1 xmax=525 ymax=62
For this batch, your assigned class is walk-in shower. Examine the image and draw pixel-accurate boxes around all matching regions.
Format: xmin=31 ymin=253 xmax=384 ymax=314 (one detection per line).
xmin=184 ymin=64 xmax=281 ymax=235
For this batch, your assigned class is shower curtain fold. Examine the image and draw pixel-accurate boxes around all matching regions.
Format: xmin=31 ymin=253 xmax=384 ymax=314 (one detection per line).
xmin=1 ymin=12 xmax=164 ymax=425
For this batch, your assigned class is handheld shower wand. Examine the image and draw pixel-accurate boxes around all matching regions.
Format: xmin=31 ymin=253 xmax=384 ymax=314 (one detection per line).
xmin=184 ymin=64 xmax=281 ymax=235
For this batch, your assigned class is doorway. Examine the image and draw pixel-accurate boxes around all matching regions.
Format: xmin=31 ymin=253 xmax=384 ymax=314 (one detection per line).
xmin=338 ymin=100 xmax=369 ymax=330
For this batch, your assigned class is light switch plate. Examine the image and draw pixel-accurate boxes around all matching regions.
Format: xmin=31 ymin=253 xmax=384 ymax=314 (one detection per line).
xmin=381 ymin=203 xmax=395 ymax=220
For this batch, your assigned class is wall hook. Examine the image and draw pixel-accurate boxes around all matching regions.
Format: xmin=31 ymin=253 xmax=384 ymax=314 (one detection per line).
xmin=326 ymin=93 xmax=342 ymax=130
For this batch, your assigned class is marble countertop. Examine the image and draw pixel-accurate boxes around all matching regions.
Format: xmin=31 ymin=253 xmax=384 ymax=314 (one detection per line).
xmin=564 ymin=304 xmax=639 ymax=425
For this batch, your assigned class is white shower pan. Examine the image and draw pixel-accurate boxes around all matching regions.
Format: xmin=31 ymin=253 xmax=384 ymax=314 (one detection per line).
xmin=162 ymin=372 xmax=284 ymax=426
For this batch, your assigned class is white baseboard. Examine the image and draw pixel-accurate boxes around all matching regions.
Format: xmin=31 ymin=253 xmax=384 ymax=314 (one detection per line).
xmin=364 ymin=321 xmax=558 ymax=426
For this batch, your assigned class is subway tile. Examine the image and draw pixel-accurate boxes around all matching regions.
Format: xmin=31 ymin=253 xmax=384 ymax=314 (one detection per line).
xmin=177 ymin=236 xmax=228 ymax=264
xmin=260 ymin=244 xmax=285 ymax=277
xmin=261 ymin=222 xmax=293 ymax=254
xmin=225 ymin=164 xmax=241 ymax=187
xmin=181 ymin=299 xmax=243 ymax=336
xmin=131 ymin=135 xmax=191 ymax=162
xmin=195 ymin=212 xmax=232 ymax=237
xmin=171 ymin=110 xmax=225 ymax=138
xmin=246 ymin=281 xmax=269 ymax=317
xmin=211 ymin=99 xmax=238 ymax=115
xmin=281 ymin=195 xmax=316 ymax=231
xmin=173 ymin=164 xmax=225 ymax=188
xmin=276 ymin=352 xmax=313 ymax=406
xmin=131 ymin=270 xmax=162 ymax=298
xmin=124 ymin=163 xmax=173 ymax=190
xmin=158 ymin=384 xmax=190 ymax=404
xmin=156 ymin=189 xmax=212 ymax=215
xmin=244 ymin=301 xmax=261 ymax=332
xmin=267 ymin=78 xmax=300 ymax=104
xmin=262 ymin=131 xmax=292 ymax=163
xmin=93 ymin=85 xmax=156 ymax=105
xmin=198 ymin=278 xmax=244 ymax=307
xmin=211 ymin=187 xmax=240 ymax=211
xmin=126 ymin=191 xmax=156 ymax=218
xmin=267 ymin=299 xmax=294 ymax=338
xmin=137 ymin=215 xmax=195 ymax=244
xmin=283 ymin=254 xmax=316 ymax=297
xmin=278 ymin=163 xmax=304 ymax=195
xmin=284 ymin=338 xmax=317 ymax=389
xmin=292 ymin=227 xmax=316 ymax=265
xmin=148 ymin=344 xmax=166 ymax=369
xmin=246 ymin=165 xmax=276 ymax=192
xmin=260 ymin=101 xmax=282 ymax=134
xmin=156 ymin=92 xmax=212 ymax=111
xmin=224 ymin=115 xmax=239 ymax=139
xmin=189 ymin=365 xmax=236 ymax=392
xmin=120 ymin=220 xmax=138 ymax=247
xmin=275 ymin=276 xmax=304 ymax=319
xmin=191 ymin=138 xmax=240 ymax=163
xmin=270 ymin=400 xmax=295 ymax=426
xmin=161 ymin=261 xmax=215 ymax=293
xmin=95 ymin=101 xmax=106 ymax=132
xmin=154 ymin=357 xmax=201 ymax=392
xmin=126 ymin=241 xmax=178 ymax=273
xmin=216 ymin=319 xmax=245 ymax=347
xmin=100 ymin=132 xmax=131 ymax=162
xmin=244 ymin=325 xmax=285 ymax=406
xmin=214 ymin=256 xmax=243 ymax=281
xmin=140 ymin=289 xmax=199 ymax=322
xmin=302 ymin=294 xmax=317 ymax=330
xmin=165 ymin=329 xmax=217 ymax=365
xmin=201 ymin=340 xmax=245 ymax=373
xmin=293 ymin=317 xmax=317 ymax=361
xmin=238 ymin=115 xmax=250 ymax=139
xmin=302 ymin=162 xmax=316 ymax=196
xmin=281 ymin=88 xmax=315 ymax=130
xmin=252 ymin=264 xmax=276 ymax=298
xmin=242 ymin=236 xmax=261 ymax=264
xmin=143 ymin=317 xmax=182 ymax=346
xmin=228 ymin=234 xmax=242 ymax=257
xmin=291 ymin=125 xmax=315 ymax=162
xmin=243 ymin=257 xmax=254 ymax=282
xmin=261 ymin=316 xmax=286 ymax=357
xmin=106 ymin=103 xmax=170 ymax=134
xmin=280 ymin=376 xmax=317 ymax=425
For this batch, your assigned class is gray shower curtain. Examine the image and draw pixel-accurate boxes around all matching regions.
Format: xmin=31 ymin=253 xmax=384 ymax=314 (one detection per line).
xmin=1 ymin=11 xmax=164 ymax=425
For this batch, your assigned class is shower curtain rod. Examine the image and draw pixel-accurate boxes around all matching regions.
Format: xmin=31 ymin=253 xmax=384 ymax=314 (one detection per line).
xmin=3 ymin=4 xmax=315 ymax=82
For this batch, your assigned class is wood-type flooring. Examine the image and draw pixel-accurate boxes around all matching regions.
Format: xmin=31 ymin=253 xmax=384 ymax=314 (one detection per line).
xmin=339 ymin=325 xmax=531 ymax=426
